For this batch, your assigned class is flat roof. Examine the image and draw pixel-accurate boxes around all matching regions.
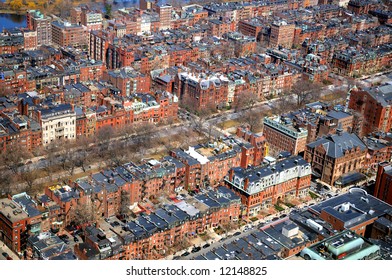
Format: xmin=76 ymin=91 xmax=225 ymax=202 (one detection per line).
xmin=0 ymin=198 xmax=29 ymax=222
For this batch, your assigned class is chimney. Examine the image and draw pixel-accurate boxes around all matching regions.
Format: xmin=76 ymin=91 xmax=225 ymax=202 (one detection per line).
xmin=244 ymin=178 xmax=249 ymax=191
xmin=336 ymin=123 xmax=343 ymax=136
xmin=229 ymin=169 xmax=234 ymax=181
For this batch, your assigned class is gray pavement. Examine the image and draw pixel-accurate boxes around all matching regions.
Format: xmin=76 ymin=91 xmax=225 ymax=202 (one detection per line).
xmin=0 ymin=241 xmax=20 ymax=260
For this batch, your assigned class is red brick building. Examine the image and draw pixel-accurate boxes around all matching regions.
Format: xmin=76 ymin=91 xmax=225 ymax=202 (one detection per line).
xmin=236 ymin=126 xmax=269 ymax=167
xmin=0 ymin=110 xmax=42 ymax=153
xmin=374 ymin=162 xmax=392 ymax=205
xmin=225 ymin=156 xmax=312 ymax=216
xmin=177 ymin=72 xmax=228 ymax=110
xmin=348 ymin=85 xmax=392 ymax=137
xmin=51 ymin=21 xmax=88 ymax=48
xmin=269 ymin=21 xmax=295 ymax=48
xmin=103 ymin=68 xmax=150 ymax=96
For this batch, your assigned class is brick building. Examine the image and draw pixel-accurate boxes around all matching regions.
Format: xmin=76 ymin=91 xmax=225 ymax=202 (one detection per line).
xmin=0 ymin=193 xmax=42 ymax=254
xmin=103 ymin=68 xmax=150 ymax=96
xmin=74 ymin=186 xmax=241 ymax=260
xmin=236 ymin=125 xmax=269 ymax=167
xmin=305 ymin=130 xmax=367 ymax=186
xmin=0 ymin=198 xmax=30 ymax=253
xmin=177 ymin=72 xmax=228 ymax=110
xmin=374 ymin=162 xmax=392 ymax=205
xmin=269 ymin=21 xmax=295 ymax=48
xmin=0 ymin=31 xmax=24 ymax=55
xmin=26 ymin=10 xmax=52 ymax=46
xmin=309 ymin=189 xmax=392 ymax=237
xmin=225 ymin=156 xmax=311 ymax=216
xmin=51 ymin=21 xmax=88 ymax=48
xmin=238 ymin=18 xmax=264 ymax=41
xmin=0 ymin=110 xmax=42 ymax=153
xmin=263 ymin=115 xmax=308 ymax=156
xmin=348 ymin=85 xmax=392 ymax=137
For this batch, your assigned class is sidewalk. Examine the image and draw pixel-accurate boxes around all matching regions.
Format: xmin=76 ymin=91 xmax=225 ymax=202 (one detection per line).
xmin=0 ymin=240 xmax=20 ymax=260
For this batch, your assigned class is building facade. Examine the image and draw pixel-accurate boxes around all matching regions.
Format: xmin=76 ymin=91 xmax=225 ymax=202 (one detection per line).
xmin=305 ymin=130 xmax=367 ymax=186
xmin=225 ymin=156 xmax=312 ymax=216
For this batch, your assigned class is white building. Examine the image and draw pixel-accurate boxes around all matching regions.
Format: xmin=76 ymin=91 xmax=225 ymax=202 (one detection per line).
xmin=37 ymin=104 xmax=76 ymax=145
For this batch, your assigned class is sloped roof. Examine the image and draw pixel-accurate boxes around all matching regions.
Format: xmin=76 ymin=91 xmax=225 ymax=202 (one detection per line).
xmin=307 ymin=132 xmax=366 ymax=158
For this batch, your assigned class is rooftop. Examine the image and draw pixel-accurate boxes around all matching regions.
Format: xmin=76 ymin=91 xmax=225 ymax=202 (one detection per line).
xmin=0 ymin=198 xmax=29 ymax=223
xmin=301 ymin=230 xmax=380 ymax=260
xmin=310 ymin=188 xmax=392 ymax=228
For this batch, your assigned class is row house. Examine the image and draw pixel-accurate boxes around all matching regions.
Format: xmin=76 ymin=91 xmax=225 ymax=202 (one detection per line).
xmin=362 ymin=136 xmax=392 ymax=173
xmin=0 ymin=69 xmax=28 ymax=95
xmin=236 ymin=125 xmax=269 ymax=167
xmin=79 ymin=60 xmax=106 ymax=82
xmin=170 ymin=135 xmax=265 ymax=190
xmin=0 ymin=31 xmax=24 ymax=55
xmin=31 ymin=103 xmax=76 ymax=145
xmin=26 ymin=232 xmax=75 ymax=260
xmin=226 ymin=32 xmax=257 ymax=57
xmin=0 ymin=110 xmax=41 ymax=153
xmin=167 ymin=44 xmax=199 ymax=67
xmin=332 ymin=44 xmax=392 ymax=77
xmin=75 ymin=107 xmax=97 ymax=138
xmin=74 ymin=186 xmax=241 ymax=260
xmin=225 ymin=156 xmax=312 ymax=216
xmin=44 ymin=185 xmax=79 ymax=227
xmin=176 ymin=72 xmax=228 ymax=110
xmin=61 ymin=82 xmax=104 ymax=108
xmin=103 ymin=67 xmax=150 ymax=96
xmin=75 ymin=90 xmax=177 ymax=138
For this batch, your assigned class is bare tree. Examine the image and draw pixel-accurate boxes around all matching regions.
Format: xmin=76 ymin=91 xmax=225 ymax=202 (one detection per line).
xmin=120 ymin=190 xmax=131 ymax=219
xmin=290 ymin=80 xmax=322 ymax=108
xmin=233 ymin=90 xmax=259 ymax=112
xmin=1 ymin=144 xmax=31 ymax=175
xmin=42 ymin=142 xmax=59 ymax=180
xmin=71 ymin=201 xmax=96 ymax=227
xmin=74 ymin=136 xmax=93 ymax=172
xmin=20 ymin=171 xmax=39 ymax=194
xmin=0 ymin=169 xmax=14 ymax=197
xmin=239 ymin=110 xmax=263 ymax=132
xmin=273 ymin=92 xmax=298 ymax=115
xmin=109 ymin=141 xmax=128 ymax=167
xmin=94 ymin=126 xmax=114 ymax=160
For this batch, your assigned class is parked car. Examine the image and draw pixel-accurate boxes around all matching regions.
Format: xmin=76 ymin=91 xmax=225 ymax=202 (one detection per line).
xmin=59 ymin=234 xmax=69 ymax=240
xmin=202 ymin=243 xmax=210 ymax=249
xmin=191 ymin=247 xmax=201 ymax=253
xmin=73 ymin=236 xmax=79 ymax=243
xmin=2 ymin=252 xmax=9 ymax=258
xmin=181 ymin=251 xmax=190 ymax=257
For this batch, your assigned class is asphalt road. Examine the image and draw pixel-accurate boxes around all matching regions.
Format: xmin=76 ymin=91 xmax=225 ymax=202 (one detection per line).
xmin=179 ymin=226 xmax=260 ymax=260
